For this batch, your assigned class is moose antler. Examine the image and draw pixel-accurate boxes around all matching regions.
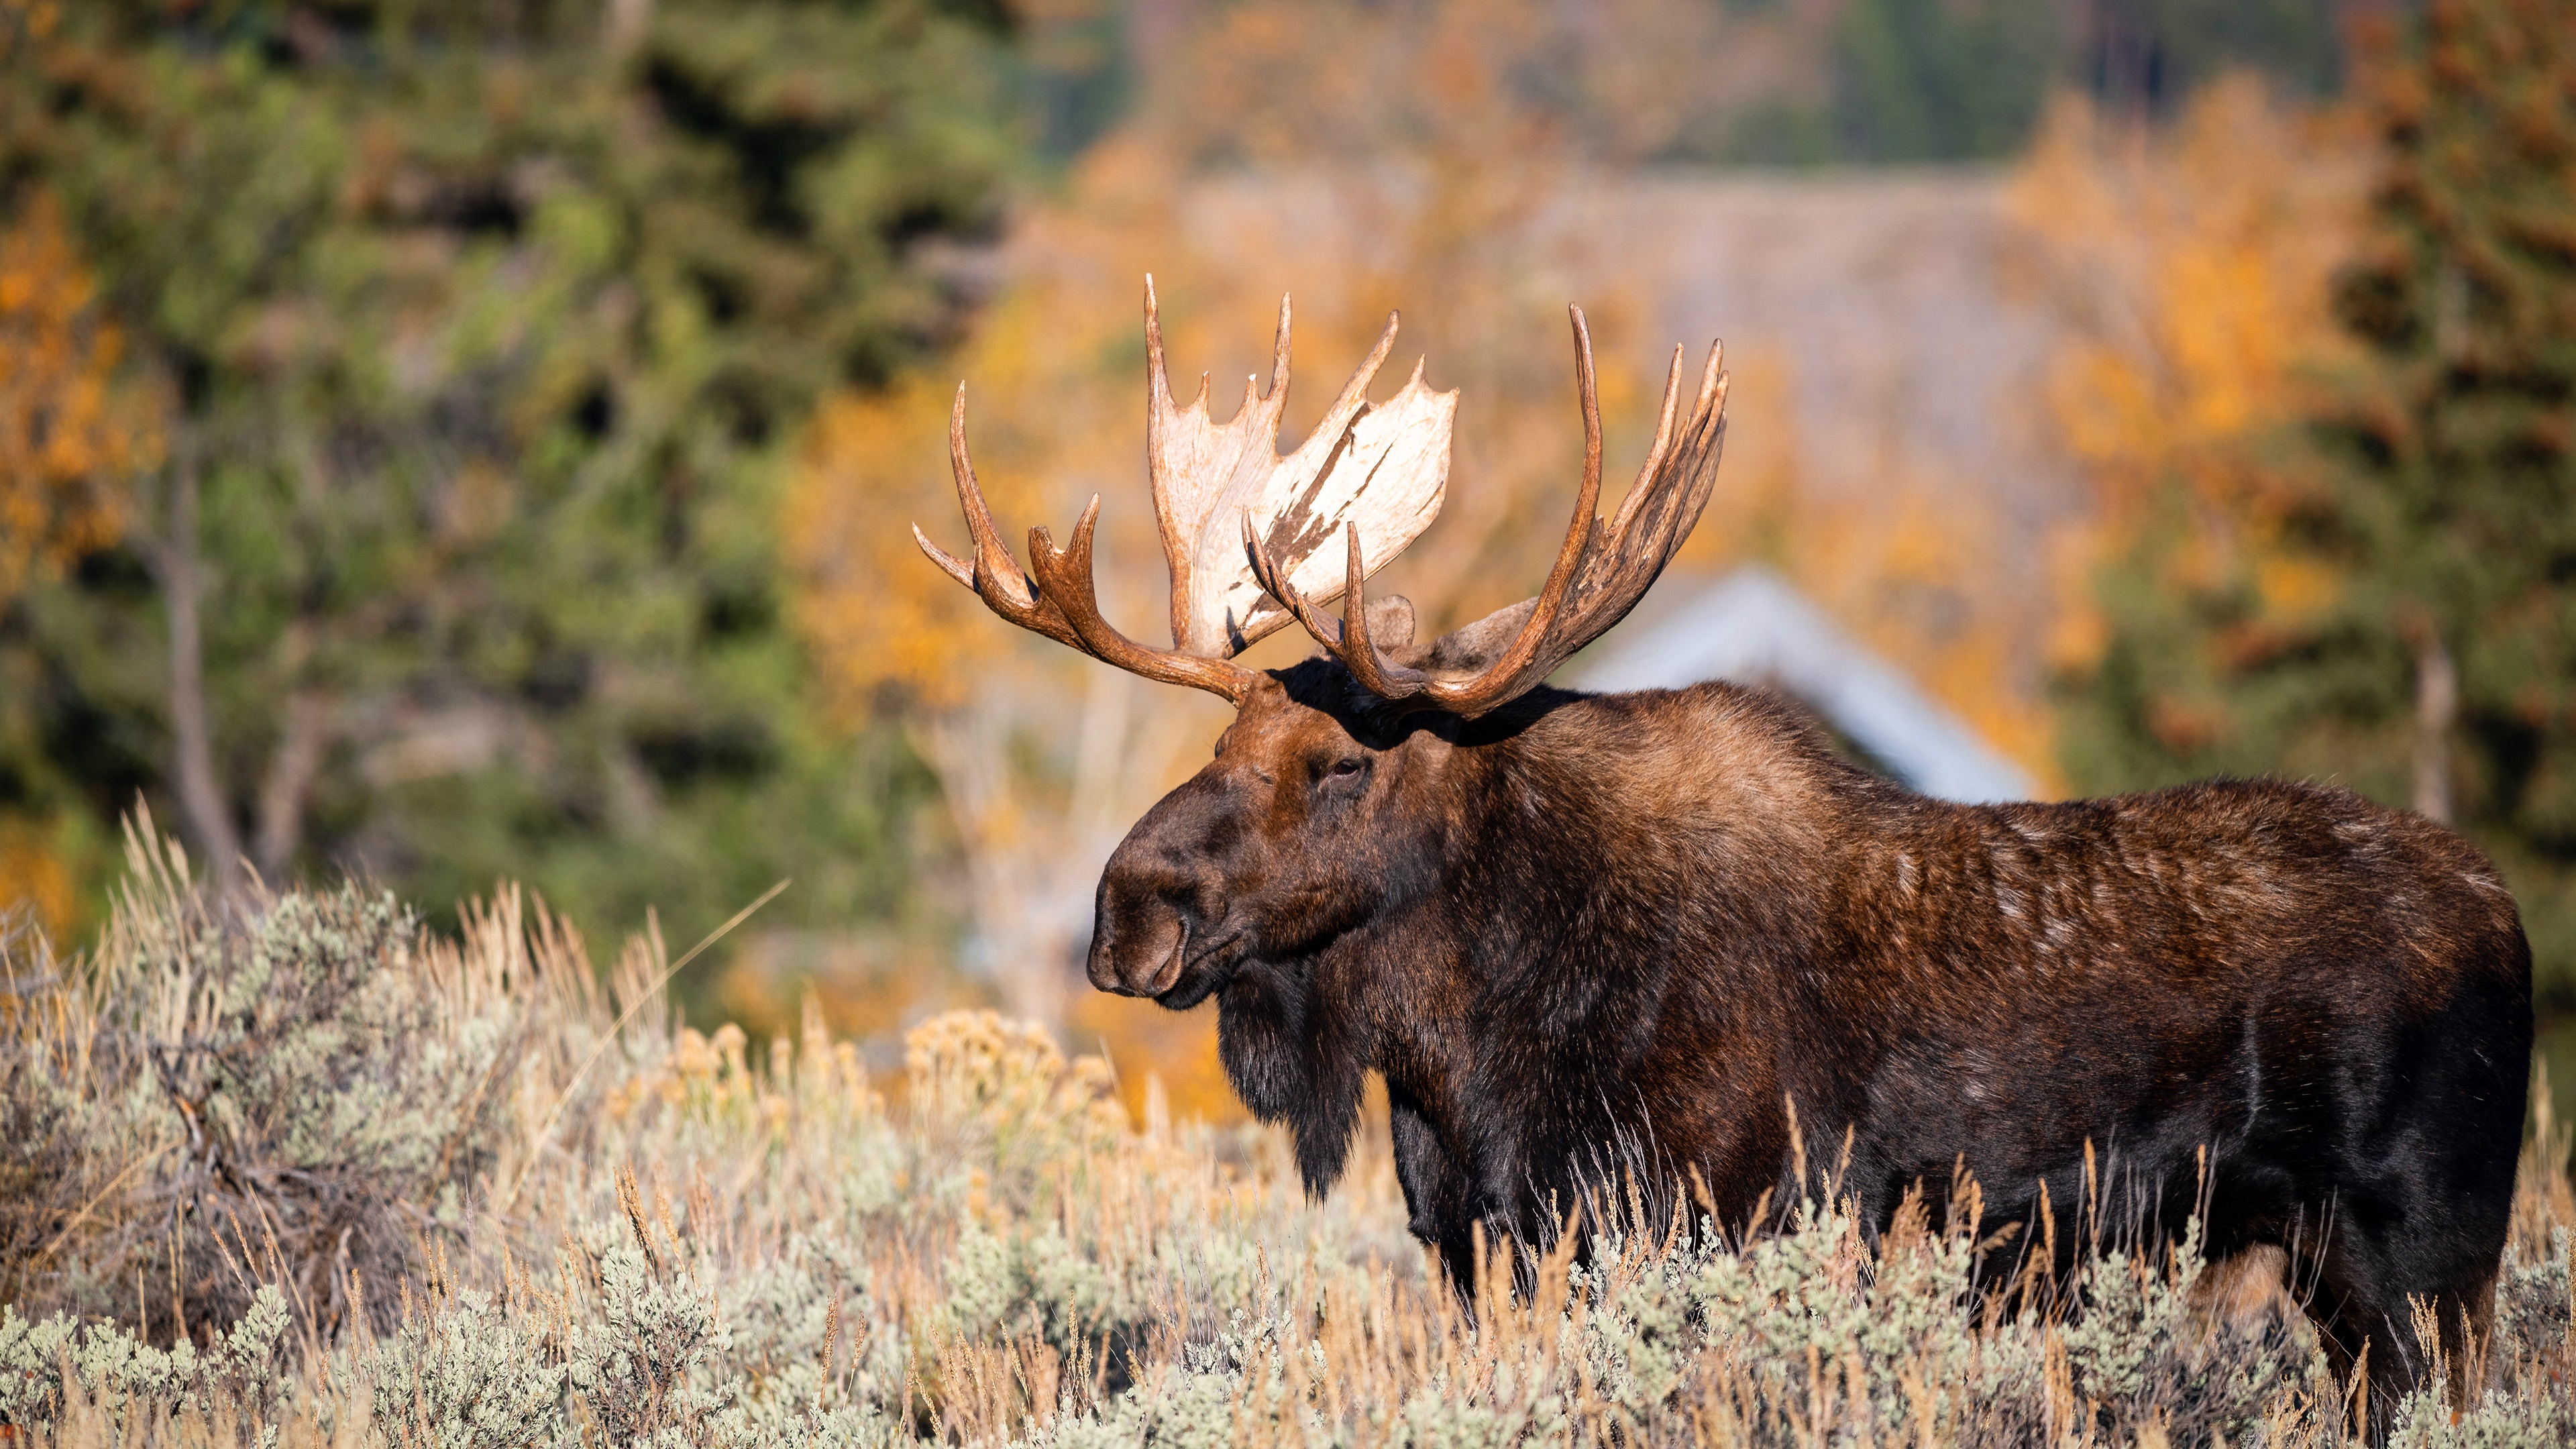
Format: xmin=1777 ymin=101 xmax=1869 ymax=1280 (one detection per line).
xmin=914 ymin=278 xmax=1458 ymax=704
xmin=1246 ymin=307 xmax=1728 ymax=718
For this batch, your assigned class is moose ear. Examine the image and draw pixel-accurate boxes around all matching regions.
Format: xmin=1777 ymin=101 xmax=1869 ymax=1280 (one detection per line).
xmin=1424 ymin=598 xmax=1540 ymax=676
xmin=1361 ymin=594 xmax=1417 ymax=653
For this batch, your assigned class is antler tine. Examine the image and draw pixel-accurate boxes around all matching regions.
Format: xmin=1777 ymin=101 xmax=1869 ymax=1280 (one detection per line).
xmin=1612 ymin=341 xmax=1727 ymax=564
xmin=1144 ymin=274 xmax=1173 ymax=409
xmin=916 ymin=380 xmax=1252 ymax=702
xmin=1527 ymin=305 xmax=1609 ymax=619
xmin=1323 ymin=310 xmax=1402 ymax=427
xmin=1612 ymin=345 xmax=1690 ymax=537
xmin=1236 ymin=508 xmax=1421 ymax=686
xmin=1145 ymin=276 xmax=1193 ymax=649
xmin=1684 ymin=343 xmax=1731 ymax=512
xmin=1221 ymin=295 xmax=1288 ymax=420
xmin=912 ymin=382 xmax=1087 ymax=651
xmin=1027 ymin=496 xmax=1256 ymax=702
xmin=1269 ymin=292 xmax=1293 ymax=399
xmin=1417 ymin=306 xmax=1608 ymax=708
xmin=1324 ymin=321 xmax=1724 ymax=720
xmin=1332 ymin=524 xmax=1433 ymax=698
xmin=1242 ymin=515 xmax=1429 ymax=698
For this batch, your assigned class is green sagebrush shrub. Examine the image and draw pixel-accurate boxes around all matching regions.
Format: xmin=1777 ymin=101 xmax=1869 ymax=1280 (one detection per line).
xmin=4 ymin=824 xmax=527 ymax=1334
xmin=7 ymin=837 xmax=2576 ymax=1447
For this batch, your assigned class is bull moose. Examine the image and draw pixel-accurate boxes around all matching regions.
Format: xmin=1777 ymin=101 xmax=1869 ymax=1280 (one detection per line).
xmin=914 ymin=282 xmax=2533 ymax=1408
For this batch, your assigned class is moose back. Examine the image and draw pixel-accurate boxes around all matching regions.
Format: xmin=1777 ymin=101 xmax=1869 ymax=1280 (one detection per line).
xmin=914 ymin=283 xmax=2532 ymax=1407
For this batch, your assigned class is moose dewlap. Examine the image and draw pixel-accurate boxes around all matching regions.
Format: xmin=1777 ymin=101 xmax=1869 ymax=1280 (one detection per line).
xmin=913 ymin=281 xmax=2534 ymax=1419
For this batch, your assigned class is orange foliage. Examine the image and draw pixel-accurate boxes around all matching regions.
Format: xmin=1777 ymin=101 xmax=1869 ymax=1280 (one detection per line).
xmin=0 ymin=191 xmax=152 ymax=602
xmin=0 ymin=193 xmax=152 ymax=946
xmin=710 ymin=932 xmax=984 ymax=1045
xmin=1067 ymin=990 xmax=1242 ymax=1128
xmin=2008 ymin=78 xmax=2367 ymax=672
xmin=0 ymin=816 xmax=74 ymax=943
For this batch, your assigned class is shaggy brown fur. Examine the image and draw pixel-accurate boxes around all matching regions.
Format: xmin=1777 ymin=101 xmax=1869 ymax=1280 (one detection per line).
xmin=1087 ymin=665 xmax=2532 ymax=1415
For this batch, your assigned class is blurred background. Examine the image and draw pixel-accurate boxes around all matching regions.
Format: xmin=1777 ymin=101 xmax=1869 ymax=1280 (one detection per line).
xmin=3 ymin=0 xmax=2571 ymax=1120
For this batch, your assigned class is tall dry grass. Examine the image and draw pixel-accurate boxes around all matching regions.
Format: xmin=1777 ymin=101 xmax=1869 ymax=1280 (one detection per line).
xmin=5 ymin=817 xmax=2575 ymax=1446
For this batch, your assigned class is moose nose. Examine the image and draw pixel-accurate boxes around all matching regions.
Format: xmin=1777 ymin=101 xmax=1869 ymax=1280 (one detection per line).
xmin=1090 ymin=765 xmax=1241 ymax=998
xmin=1089 ymin=822 xmax=1212 ymax=997
xmin=1087 ymin=854 xmax=1200 ymax=995
xmin=1086 ymin=908 xmax=1190 ymax=997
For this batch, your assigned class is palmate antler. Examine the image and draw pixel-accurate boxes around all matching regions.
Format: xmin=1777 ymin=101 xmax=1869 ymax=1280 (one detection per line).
xmin=1246 ymin=308 xmax=1727 ymax=717
xmin=916 ymin=284 xmax=1726 ymax=718
xmin=915 ymin=278 xmax=1456 ymax=704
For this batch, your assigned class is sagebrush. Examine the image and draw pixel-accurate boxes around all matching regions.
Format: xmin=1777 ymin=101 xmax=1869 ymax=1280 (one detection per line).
xmin=5 ymin=821 xmax=2575 ymax=1446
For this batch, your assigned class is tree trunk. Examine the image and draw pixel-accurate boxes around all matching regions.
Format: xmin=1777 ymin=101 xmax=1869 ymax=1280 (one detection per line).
xmin=151 ymin=435 xmax=245 ymax=889
xmin=252 ymin=690 xmax=330 ymax=882
xmin=605 ymin=0 xmax=652 ymax=49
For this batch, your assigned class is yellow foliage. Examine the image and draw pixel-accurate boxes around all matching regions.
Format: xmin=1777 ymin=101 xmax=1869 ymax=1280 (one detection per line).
xmin=2008 ymin=78 xmax=2367 ymax=672
xmin=903 ymin=1007 xmax=1127 ymax=1142
xmin=0 ymin=191 xmax=155 ymax=601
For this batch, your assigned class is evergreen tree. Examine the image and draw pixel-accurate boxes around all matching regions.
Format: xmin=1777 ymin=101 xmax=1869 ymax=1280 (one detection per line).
xmin=1833 ymin=0 xmax=2063 ymax=162
xmin=2057 ymin=0 xmax=2576 ymax=1000
xmin=1725 ymin=0 xmax=2357 ymax=165
xmin=0 ymin=0 xmax=1010 ymax=947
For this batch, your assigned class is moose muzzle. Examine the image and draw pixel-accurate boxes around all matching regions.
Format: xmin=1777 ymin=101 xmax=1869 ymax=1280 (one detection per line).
xmin=1087 ymin=773 xmax=1241 ymax=1000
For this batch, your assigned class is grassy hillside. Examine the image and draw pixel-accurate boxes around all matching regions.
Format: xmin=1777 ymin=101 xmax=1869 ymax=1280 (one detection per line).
xmin=5 ymin=824 xmax=2575 ymax=1446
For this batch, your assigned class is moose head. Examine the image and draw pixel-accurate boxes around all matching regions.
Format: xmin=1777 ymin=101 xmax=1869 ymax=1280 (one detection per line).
xmin=915 ymin=280 xmax=1727 ymax=1185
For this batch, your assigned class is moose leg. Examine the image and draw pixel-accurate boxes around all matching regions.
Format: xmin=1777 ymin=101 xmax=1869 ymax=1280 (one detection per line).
xmin=1387 ymin=1085 xmax=1481 ymax=1291
xmin=2302 ymin=1230 xmax=2505 ymax=1438
xmin=2302 ymin=1273 xmax=2407 ymax=1437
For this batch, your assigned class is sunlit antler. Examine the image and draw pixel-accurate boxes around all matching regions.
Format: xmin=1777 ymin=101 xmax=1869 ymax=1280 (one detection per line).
xmin=913 ymin=382 xmax=1256 ymax=702
xmin=1247 ymin=307 xmax=1728 ymax=717
xmin=914 ymin=278 xmax=1458 ymax=703
xmin=1146 ymin=278 xmax=1454 ymax=657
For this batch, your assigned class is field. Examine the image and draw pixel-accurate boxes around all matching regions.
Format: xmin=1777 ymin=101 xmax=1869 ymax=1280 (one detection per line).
xmin=6 ymin=824 xmax=2576 ymax=1448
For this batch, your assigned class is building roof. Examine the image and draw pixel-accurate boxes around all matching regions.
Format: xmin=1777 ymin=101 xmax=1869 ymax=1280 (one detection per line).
xmin=1570 ymin=568 xmax=2037 ymax=804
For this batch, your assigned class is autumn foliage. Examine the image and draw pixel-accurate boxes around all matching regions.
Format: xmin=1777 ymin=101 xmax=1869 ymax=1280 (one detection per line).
xmin=0 ymin=191 xmax=147 ymax=604
xmin=0 ymin=191 xmax=154 ymax=940
xmin=2010 ymin=78 xmax=2370 ymax=720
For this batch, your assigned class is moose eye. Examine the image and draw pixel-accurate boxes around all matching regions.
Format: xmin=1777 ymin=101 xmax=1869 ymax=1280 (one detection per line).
xmin=1329 ymin=757 xmax=1364 ymax=777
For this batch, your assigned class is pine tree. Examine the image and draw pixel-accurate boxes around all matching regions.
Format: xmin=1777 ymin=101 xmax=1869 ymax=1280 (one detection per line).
xmin=0 ymin=0 xmax=1012 ymax=947
xmin=2057 ymin=0 xmax=2576 ymax=998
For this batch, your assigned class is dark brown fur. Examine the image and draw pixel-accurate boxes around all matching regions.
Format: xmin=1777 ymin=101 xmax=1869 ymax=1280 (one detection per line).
xmin=1087 ymin=665 xmax=2532 ymax=1411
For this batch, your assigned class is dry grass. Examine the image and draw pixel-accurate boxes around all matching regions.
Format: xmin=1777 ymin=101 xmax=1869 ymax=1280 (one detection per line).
xmin=4 ymin=820 xmax=2574 ymax=1447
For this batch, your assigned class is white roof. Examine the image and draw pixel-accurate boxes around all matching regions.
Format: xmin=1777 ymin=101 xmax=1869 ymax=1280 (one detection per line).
xmin=1571 ymin=568 xmax=2037 ymax=804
